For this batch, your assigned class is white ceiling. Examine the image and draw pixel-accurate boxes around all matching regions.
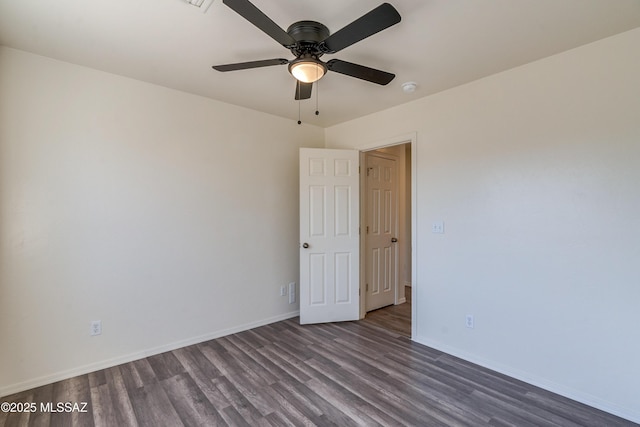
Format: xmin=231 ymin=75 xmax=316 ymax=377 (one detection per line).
xmin=1 ymin=0 xmax=639 ymax=127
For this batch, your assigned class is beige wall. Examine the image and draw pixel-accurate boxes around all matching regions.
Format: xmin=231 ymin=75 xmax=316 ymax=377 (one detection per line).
xmin=326 ymin=28 xmax=640 ymax=422
xmin=0 ymin=47 xmax=324 ymax=395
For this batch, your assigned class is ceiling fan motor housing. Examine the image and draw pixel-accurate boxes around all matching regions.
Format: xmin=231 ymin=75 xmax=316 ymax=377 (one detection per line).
xmin=287 ymin=21 xmax=330 ymax=57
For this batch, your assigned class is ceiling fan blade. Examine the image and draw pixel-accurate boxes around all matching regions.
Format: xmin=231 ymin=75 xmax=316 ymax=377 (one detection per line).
xmin=212 ymin=58 xmax=289 ymax=72
xmin=222 ymin=0 xmax=296 ymax=47
xmin=295 ymin=81 xmax=313 ymax=100
xmin=326 ymin=59 xmax=395 ymax=85
xmin=322 ymin=3 xmax=401 ymax=53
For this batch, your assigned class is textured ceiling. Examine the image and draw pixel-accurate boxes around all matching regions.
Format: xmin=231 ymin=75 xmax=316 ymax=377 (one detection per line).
xmin=1 ymin=0 xmax=639 ymax=127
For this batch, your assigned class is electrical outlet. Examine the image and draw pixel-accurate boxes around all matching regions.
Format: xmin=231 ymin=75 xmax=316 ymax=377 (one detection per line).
xmin=280 ymin=285 xmax=287 ymax=296
xmin=90 ymin=320 xmax=102 ymax=336
xmin=465 ymin=315 xmax=474 ymax=329
xmin=288 ymin=282 xmax=296 ymax=304
xmin=432 ymin=221 xmax=444 ymax=234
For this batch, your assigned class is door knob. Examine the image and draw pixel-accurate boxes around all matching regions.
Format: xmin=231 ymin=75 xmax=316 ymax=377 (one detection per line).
xmin=391 ymin=237 xmax=398 ymax=243
xmin=302 ymin=243 xmax=310 ymax=248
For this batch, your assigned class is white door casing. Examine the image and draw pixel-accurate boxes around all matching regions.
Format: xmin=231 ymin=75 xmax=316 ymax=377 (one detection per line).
xmin=364 ymin=152 xmax=398 ymax=312
xmin=299 ymin=148 xmax=360 ymax=324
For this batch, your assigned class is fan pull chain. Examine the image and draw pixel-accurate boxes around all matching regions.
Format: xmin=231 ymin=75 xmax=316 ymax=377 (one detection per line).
xmin=315 ymin=79 xmax=319 ymax=116
xmin=297 ymin=82 xmax=302 ymax=125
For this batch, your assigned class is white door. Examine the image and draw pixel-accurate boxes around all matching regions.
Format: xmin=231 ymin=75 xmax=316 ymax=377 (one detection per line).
xmin=299 ymin=148 xmax=360 ymax=324
xmin=365 ymin=153 xmax=398 ymax=312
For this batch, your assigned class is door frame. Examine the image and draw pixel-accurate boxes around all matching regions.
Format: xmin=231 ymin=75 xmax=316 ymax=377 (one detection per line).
xmin=356 ymin=133 xmax=417 ymax=339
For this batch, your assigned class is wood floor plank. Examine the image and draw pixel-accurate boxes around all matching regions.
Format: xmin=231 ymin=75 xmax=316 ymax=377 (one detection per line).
xmin=172 ymin=345 xmax=222 ymax=382
xmin=434 ymin=353 xmax=532 ymax=396
xmin=268 ymin=380 xmax=327 ymax=426
xmin=127 ymin=381 xmax=183 ymax=427
xmin=282 ymin=379 xmax=366 ymax=427
xmin=87 ymin=370 xmax=107 ymax=389
xmin=49 ymin=375 xmax=94 ymax=427
xmin=309 ymin=339 xmax=491 ymax=426
xmin=103 ymin=366 xmax=138 ymax=427
xmin=242 ymin=324 xmax=283 ymax=346
xmin=117 ymin=362 xmax=145 ymax=391
xmin=161 ymin=373 xmax=227 ymax=426
xmin=303 ymin=345 xmax=419 ymax=425
xmin=28 ymin=384 xmax=53 ymax=427
xmin=301 ymin=356 xmax=409 ymax=426
xmin=470 ymin=388 xmax=564 ymax=427
xmin=361 ymin=286 xmax=412 ymax=337
xmin=220 ymin=405 xmax=251 ymax=427
xmin=2 ymin=310 xmax=637 ymax=427
xmin=303 ymin=377 xmax=383 ymax=426
xmin=2 ymin=409 xmax=29 ymax=427
xmin=248 ymin=344 xmax=313 ymax=384
xmin=1 ymin=391 xmax=31 ymax=427
xmin=90 ymin=383 xmax=121 ymax=427
xmin=234 ymin=328 xmax=274 ymax=350
xmin=262 ymin=410 xmax=300 ymax=427
xmin=171 ymin=346 xmax=230 ymax=410
xmin=223 ymin=371 xmax=280 ymax=417
xmin=198 ymin=341 xmax=245 ymax=378
xmin=523 ymin=389 xmax=634 ymax=427
xmin=146 ymin=352 xmax=186 ymax=381
xmin=129 ymin=358 xmax=157 ymax=387
xmin=215 ymin=337 xmax=277 ymax=387
xmin=256 ymin=344 xmax=315 ymax=384
xmin=304 ymin=350 xmax=456 ymax=427
xmin=212 ymin=375 xmax=264 ymax=424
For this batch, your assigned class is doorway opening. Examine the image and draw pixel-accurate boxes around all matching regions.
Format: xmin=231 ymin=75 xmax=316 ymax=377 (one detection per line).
xmin=360 ymin=141 xmax=412 ymax=337
xmin=298 ymin=134 xmax=416 ymax=333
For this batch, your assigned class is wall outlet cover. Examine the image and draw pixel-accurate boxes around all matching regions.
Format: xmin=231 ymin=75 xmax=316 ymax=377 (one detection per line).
xmin=288 ymin=282 xmax=296 ymax=304
xmin=90 ymin=320 xmax=102 ymax=336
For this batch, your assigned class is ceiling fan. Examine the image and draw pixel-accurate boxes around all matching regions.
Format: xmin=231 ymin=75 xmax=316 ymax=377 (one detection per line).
xmin=212 ymin=0 xmax=401 ymax=100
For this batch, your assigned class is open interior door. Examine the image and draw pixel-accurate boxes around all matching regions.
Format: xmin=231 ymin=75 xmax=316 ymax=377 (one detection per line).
xmin=299 ymin=148 xmax=359 ymax=324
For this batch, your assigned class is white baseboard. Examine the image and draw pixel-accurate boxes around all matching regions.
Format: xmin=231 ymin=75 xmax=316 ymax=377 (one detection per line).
xmin=413 ymin=334 xmax=640 ymax=424
xmin=0 ymin=310 xmax=299 ymax=398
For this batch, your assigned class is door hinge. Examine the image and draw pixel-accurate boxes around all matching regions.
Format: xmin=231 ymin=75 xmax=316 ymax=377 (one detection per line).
xmin=366 ymin=226 xmax=369 ymax=234
xmin=366 ymin=283 xmax=369 ymax=292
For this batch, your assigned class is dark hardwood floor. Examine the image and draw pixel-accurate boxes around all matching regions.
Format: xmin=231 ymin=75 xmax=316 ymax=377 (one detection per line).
xmin=361 ymin=286 xmax=412 ymax=337
xmin=2 ymin=310 xmax=636 ymax=426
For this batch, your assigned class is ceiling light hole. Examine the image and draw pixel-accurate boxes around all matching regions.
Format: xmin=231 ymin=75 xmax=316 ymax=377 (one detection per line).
xmin=182 ymin=0 xmax=215 ymax=13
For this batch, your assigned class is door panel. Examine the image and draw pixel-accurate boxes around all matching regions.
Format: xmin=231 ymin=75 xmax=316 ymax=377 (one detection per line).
xmin=300 ymin=148 xmax=359 ymax=324
xmin=309 ymin=254 xmax=326 ymax=305
xmin=310 ymin=186 xmax=326 ymax=237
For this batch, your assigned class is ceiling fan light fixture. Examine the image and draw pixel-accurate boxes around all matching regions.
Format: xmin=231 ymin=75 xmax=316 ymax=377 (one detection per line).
xmin=289 ymin=58 xmax=327 ymax=83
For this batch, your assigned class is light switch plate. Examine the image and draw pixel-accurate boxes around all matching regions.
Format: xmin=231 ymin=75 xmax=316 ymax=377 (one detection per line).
xmin=432 ymin=221 xmax=444 ymax=234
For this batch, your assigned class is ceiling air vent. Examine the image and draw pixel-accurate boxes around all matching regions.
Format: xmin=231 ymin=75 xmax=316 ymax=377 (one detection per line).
xmin=183 ymin=0 xmax=215 ymax=13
